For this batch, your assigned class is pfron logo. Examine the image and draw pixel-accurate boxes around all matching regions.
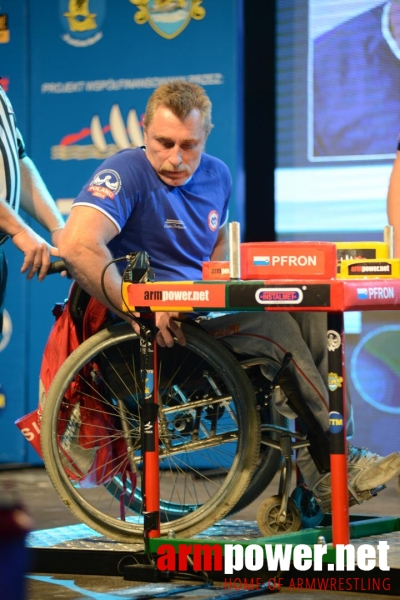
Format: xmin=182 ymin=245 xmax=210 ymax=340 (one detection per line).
xmin=267 ymin=255 xmax=317 ymax=267
xmin=51 ymin=105 xmax=144 ymax=161
xmin=129 ymin=0 xmax=206 ymax=39
xmin=357 ymin=288 xmax=369 ymax=300
xmin=60 ymin=0 xmax=106 ymax=47
xmin=253 ymin=256 xmax=270 ymax=266
xmin=356 ymin=286 xmax=395 ymax=300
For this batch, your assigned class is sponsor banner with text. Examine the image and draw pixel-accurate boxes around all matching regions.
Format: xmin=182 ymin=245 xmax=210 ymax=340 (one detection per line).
xmin=125 ymin=282 xmax=227 ymax=311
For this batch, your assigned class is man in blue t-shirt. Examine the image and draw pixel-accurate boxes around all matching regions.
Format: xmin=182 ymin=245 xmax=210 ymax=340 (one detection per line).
xmin=58 ymin=80 xmax=400 ymax=512
xmin=314 ymin=1 xmax=400 ymax=157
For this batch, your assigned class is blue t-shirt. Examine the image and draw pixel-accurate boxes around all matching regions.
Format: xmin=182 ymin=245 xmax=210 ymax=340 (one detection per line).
xmin=73 ymin=147 xmax=230 ymax=281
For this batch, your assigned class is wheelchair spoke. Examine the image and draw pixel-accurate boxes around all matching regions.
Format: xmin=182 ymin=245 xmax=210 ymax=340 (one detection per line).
xmin=41 ymin=322 xmax=260 ymax=541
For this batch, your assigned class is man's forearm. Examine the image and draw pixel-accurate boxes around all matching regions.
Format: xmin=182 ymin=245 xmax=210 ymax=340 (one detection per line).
xmin=0 ymin=199 xmax=30 ymax=237
xmin=387 ymin=154 xmax=400 ymax=258
xmin=60 ymin=238 xmax=128 ymax=319
xmin=19 ymin=157 xmax=64 ymax=233
xmin=210 ymin=224 xmax=229 ymax=261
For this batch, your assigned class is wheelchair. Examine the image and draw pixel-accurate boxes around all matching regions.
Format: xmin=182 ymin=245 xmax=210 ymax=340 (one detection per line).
xmin=40 ymin=253 xmax=334 ymax=541
xmin=40 ymin=307 xmax=331 ymax=543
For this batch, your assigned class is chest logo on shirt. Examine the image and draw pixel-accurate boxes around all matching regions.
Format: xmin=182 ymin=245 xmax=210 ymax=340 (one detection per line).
xmin=87 ymin=169 xmax=122 ymax=200
xmin=164 ymin=219 xmax=186 ymax=229
xmin=208 ymin=210 xmax=219 ymax=232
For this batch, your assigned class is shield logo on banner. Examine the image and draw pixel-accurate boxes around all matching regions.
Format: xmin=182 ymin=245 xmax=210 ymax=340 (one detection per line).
xmin=130 ymin=0 xmax=206 ymax=39
xmin=60 ymin=0 xmax=106 ymax=46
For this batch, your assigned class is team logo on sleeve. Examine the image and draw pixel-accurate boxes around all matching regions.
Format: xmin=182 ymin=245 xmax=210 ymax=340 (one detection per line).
xmin=208 ymin=210 xmax=219 ymax=232
xmin=87 ymin=169 xmax=122 ymax=199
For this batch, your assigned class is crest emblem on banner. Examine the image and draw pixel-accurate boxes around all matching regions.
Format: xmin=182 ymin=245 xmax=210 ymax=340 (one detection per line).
xmin=129 ymin=0 xmax=205 ymax=39
xmin=60 ymin=0 xmax=106 ymax=46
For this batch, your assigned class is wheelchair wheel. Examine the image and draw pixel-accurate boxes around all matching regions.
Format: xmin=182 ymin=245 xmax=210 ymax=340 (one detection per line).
xmin=291 ymin=484 xmax=324 ymax=529
xmin=257 ymin=495 xmax=301 ymax=536
xmin=41 ymin=321 xmax=260 ymax=542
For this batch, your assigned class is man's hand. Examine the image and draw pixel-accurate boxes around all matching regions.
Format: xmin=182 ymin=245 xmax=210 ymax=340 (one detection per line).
xmin=155 ymin=312 xmax=186 ymax=347
xmin=12 ymin=228 xmax=60 ymax=281
xmin=129 ymin=311 xmax=187 ymax=347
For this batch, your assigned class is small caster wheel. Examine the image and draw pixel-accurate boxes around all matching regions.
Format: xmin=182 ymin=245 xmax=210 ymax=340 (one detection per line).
xmin=291 ymin=485 xmax=324 ymax=529
xmin=257 ymin=495 xmax=302 ymax=536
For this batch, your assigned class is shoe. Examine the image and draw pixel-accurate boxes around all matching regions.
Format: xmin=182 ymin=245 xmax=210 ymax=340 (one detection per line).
xmin=312 ymin=446 xmax=400 ymax=513
xmin=347 ymin=446 xmax=400 ymax=491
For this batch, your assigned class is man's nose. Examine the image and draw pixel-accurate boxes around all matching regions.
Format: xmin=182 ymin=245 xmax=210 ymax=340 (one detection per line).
xmin=169 ymin=147 xmax=182 ymax=166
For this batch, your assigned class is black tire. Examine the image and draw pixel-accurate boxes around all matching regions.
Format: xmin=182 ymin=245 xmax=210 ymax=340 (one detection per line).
xmin=225 ymin=358 xmax=288 ymax=515
xmin=228 ymin=400 xmax=286 ymax=514
xmin=41 ymin=321 xmax=261 ymax=542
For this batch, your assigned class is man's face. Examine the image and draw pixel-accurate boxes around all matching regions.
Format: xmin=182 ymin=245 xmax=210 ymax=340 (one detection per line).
xmin=144 ymin=105 xmax=207 ymax=186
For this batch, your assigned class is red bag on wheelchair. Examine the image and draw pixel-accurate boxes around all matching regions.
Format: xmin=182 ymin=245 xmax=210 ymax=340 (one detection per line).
xmin=15 ymin=283 xmax=131 ymax=488
xmin=56 ymin=376 xmax=131 ymax=488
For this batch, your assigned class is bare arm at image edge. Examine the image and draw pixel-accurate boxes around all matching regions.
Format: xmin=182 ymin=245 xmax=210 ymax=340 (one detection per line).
xmin=19 ymin=156 xmax=65 ymax=239
xmin=4 ymin=157 xmax=65 ymax=280
xmin=387 ymin=150 xmax=400 ymax=258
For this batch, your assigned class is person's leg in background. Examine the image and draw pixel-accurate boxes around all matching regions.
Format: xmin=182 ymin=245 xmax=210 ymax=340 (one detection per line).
xmin=200 ymin=311 xmax=331 ymax=489
xmin=201 ymin=311 xmax=330 ymax=427
xmin=291 ymin=311 xmax=354 ymax=437
xmin=200 ymin=311 xmax=400 ymax=511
